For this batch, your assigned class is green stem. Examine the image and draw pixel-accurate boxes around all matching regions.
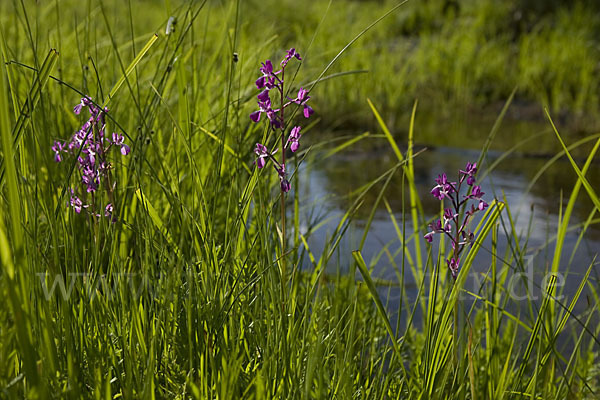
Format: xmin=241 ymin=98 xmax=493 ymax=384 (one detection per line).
xmin=280 ymin=68 xmax=286 ymax=305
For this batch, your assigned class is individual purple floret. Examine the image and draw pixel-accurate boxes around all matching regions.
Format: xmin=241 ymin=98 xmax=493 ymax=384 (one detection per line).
xmin=54 ymin=96 xmax=130 ymax=220
xmin=287 ymin=126 xmax=301 ymax=153
xmin=424 ymin=162 xmax=489 ymax=280
xmin=277 ymin=164 xmax=291 ymax=193
xmin=111 ymin=133 xmax=131 ymax=155
xmin=73 ymin=96 xmax=92 ymax=115
xmin=255 ymin=60 xmax=278 ymax=90
xmin=424 ymin=231 xmax=434 ymax=243
xmin=250 ymin=91 xmax=280 ymax=128
xmin=460 ymin=162 xmax=477 ymax=185
xmin=250 ymin=48 xmax=313 ymax=193
xmin=70 ymin=191 xmax=86 ymax=214
xmin=281 ymin=48 xmax=301 ymax=67
xmin=431 ymin=173 xmax=456 ymax=201
xmin=52 ymin=141 xmax=66 ymax=162
xmin=291 ymin=88 xmax=313 ymax=118
xmin=254 ymin=143 xmax=271 ymax=169
xmin=447 ymin=256 xmax=460 ymax=278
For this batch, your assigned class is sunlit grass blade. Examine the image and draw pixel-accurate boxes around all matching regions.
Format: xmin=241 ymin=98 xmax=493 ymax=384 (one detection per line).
xmin=198 ymin=126 xmax=252 ymax=174
xmin=546 ymin=109 xmax=600 ymax=212
xmin=103 ymin=33 xmax=159 ymax=107
xmin=353 ymin=250 xmax=403 ymax=362
xmin=0 ymin=38 xmax=43 ymax=394
xmin=477 ymin=87 xmax=516 ymax=168
xmin=322 ymin=131 xmax=370 ymax=159
xmin=0 ymin=41 xmax=21 ymax=263
xmin=383 ymin=197 xmax=415 ymax=268
xmin=135 ymin=188 xmax=181 ymax=257
xmin=462 ymin=289 xmax=532 ymax=333
xmin=550 ymin=125 xmax=600 ymax=277
xmin=406 ymin=100 xmax=423 ymax=271
xmin=368 ymin=98 xmax=425 ymax=270
xmin=513 ymin=275 xmax=557 ymax=389
xmin=358 ymin=159 xmax=396 ymax=252
xmin=0 ymin=48 xmax=58 ymax=186
xmin=10 ymin=48 xmax=58 ymax=148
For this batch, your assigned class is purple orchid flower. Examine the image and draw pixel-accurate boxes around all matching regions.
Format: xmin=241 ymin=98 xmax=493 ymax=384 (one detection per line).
xmin=443 ymin=208 xmax=457 ymax=224
xmin=424 ymin=231 xmax=434 ymax=243
xmin=460 ymin=162 xmax=477 ymax=185
xmin=478 ymin=200 xmax=488 ymax=211
xmin=469 ymin=185 xmax=484 ymax=199
xmin=111 ymin=133 xmax=131 ymax=155
xmin=52 ymin=141 xmax=65 ymax=162
xmin=277 ymin=164 xmax=291 ymax=193
xmin=431 ymin=173 xmax=456 ymax=200
xmin=250 ymin=97 xmax=281 ymax=128
xmin=55 ymin=97 xmax=130 ymax=219
xmin=429 ymin=219 xmax=444 ymax=233
xmin=292 ymin=88 xmax=314 ymax=118
xmin=73 ymin=96 xmax=93 ymax=115
xmin=70 ymin=191 xmax=86 ymax=214
xmin=447 ymin=257 xmax=460 ymax=279
xmin=281 ymin=48 xmax=301 ymax=67
xmin=81 ymin=165 xmax=99 ymax=193
xmin=287 ymin=126 xmax=301 ymax=152
xmin=254 ymin=143 xmax=270 ymax=169
xmin=256 ymin=60 xmax=279 ymax=89
xmin=424 ymin=162 xmax=490 ymax=280
xmin=250 ymin=48 xmax=309 ymax=194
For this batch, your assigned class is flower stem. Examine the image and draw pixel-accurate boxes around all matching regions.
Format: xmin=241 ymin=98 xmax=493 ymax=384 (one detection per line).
xmin=280 ymin=67 xmax=287 ymax=304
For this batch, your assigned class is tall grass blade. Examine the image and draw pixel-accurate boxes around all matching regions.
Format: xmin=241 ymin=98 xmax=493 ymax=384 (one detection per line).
xmin=546 ymin=109 xmax=600 ymax=212
xmin=0 ymin=34 xmax=43 ymax=394
xmin=135 ymin=188 xmax=181 ymax=257
xmin=550 ymin=129 xmax=600 ymax=275
xmin=104 ymin=33 xmax=159 ymax=107
xmin=353 ymin=250 xmax=403 ymax=362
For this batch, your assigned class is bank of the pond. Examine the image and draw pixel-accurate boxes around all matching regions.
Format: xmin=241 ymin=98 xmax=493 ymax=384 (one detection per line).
xmin=245 ymin=0 xmax=600 ymax=131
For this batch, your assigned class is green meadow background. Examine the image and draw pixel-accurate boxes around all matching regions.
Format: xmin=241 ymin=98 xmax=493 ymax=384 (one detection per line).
xmin=0 ymin=0 xmax=599 ymax=398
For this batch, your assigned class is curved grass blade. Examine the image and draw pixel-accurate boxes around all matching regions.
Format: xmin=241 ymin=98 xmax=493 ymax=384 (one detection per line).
xmin=543 ymin=257 xmax=596 ymax=366
xmin=0 ymin=42 xmax=43 ymax=394
xmin=135 ymin=188 xmax=181 ymax=258
xmin=0 ymin=49 xmax=58 ymax=186
xmin=322 ymin=131 xmax=370 ymax=159
xmin=549 ymin=135 xmax=600 ymax=277
xmin=10 ymin=48 xmax=58 ymax=149
xmin=512 ymin=275 xmax=557 ymax=392
xmin=368 ymin=98 xmax=425 ymax=270
xmin=477 ymin=87 xmax=517 ymax=168
xmin=353 ymin=250 xmax=405 ymax=371
xmin=102 ymin=33 xmax=159 ymax=107
xmin=546 ymin=109 xmax=600 ymax=212
xmin=198 ymin=126 xmax=251 ymax=174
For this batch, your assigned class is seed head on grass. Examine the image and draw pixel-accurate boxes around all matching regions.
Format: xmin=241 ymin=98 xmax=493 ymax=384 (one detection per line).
xmin=424 ymin=162 xmax=488 ymax=279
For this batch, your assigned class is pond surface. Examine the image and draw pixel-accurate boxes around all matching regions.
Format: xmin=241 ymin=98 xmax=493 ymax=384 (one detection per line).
xmin=296 ymin=116 xmax=600 ymax=322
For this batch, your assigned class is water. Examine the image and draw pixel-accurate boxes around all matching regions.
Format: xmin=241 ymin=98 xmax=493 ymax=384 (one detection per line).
xmin=296 ymin=127 xmax=600 ymax=323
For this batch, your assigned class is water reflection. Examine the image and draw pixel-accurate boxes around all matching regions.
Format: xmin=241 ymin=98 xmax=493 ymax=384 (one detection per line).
xmin=296 ymin=132 xmax=600 ymax=317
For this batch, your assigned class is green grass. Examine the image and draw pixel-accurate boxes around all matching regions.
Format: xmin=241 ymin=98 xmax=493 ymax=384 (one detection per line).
xmin=0 ymin=0 xmax=599 ymax=398
xmin=246 ymin=0 xmax=600 ymax=132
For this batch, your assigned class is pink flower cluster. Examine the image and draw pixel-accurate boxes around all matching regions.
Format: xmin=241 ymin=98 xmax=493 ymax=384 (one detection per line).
xmin=424 ymin=162 xmax=488 ymax=279
xmin=53 ymin=97 xmax=130 ymax=219
xmin=250 ymin=48 xmax=313 ymax=193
